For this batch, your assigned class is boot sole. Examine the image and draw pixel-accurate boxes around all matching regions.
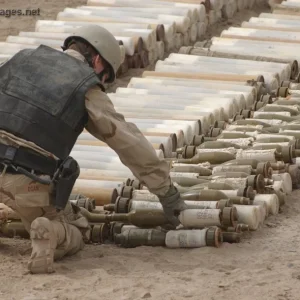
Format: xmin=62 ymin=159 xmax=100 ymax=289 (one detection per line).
xmin=28 ymin=226 xmax=55 ymax=274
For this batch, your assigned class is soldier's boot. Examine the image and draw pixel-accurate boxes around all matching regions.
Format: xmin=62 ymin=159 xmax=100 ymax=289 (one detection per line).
xmin=28 ymin=217 xmax=62 ymax=274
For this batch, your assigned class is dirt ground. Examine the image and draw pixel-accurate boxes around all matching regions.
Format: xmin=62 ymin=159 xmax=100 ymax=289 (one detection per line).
xmin=2 ymin=1 xmax=299 ymax=300
xmin=1 ymin=191 xmax=300 ymax=300
xmin=0 ymin=0 xmax=87 ymax=41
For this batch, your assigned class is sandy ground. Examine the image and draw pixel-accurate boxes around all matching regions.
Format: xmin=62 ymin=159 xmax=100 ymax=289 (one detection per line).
xmin=1 ymin=191 xmax=300 ymax=300
xmin=0 ymin=0 xmax=87 ymax=41
xmin=2 ymin=1 xmax=298 ymax=300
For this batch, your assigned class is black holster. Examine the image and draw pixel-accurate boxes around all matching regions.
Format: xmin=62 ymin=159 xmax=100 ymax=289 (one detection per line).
xmin=53 ymin=156 xmax=80 ymax=211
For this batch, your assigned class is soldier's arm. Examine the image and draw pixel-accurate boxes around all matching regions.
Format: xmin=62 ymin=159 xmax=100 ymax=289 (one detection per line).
xmin=84 ymin=87 xmax=172 ymax=196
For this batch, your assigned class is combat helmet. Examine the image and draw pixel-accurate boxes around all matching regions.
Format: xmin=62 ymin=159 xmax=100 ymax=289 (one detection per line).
xmin=63 ymin=25 xmax=121 ymax=83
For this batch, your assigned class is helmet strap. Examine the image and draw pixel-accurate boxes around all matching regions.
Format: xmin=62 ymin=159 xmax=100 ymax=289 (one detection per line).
xmin=96 ymin=70 xmax=106 ymax=82
xmin=97 ymin=83 xmax=106 ymax=92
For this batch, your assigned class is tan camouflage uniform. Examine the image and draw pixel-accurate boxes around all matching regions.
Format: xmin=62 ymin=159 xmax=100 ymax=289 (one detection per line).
xmin=0 ymin=49 xmax=171 ymax=267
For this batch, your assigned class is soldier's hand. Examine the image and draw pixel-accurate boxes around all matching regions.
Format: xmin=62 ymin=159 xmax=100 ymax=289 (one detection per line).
xmin=158 ymin=184 xmax=187 ymax=228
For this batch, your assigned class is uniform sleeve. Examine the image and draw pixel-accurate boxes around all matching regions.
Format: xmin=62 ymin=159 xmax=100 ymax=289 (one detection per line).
xmin=84 ymin=87 xmax=172 ymax=196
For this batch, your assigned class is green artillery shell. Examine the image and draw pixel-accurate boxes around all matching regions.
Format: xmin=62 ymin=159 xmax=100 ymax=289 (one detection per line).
xmin=222 ymin=232 xmax=241 ymax=243
xmin=181 ymin=189 xmax=228 ymax=201
xmin=0 ymin=221 xmax=29 ymax=239
xmin=114 ymin=228 xmax=166 ymax=248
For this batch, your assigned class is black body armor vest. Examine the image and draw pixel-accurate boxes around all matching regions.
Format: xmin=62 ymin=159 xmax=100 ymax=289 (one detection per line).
xmin=0 ymin=45 xmax=100 ymax=160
